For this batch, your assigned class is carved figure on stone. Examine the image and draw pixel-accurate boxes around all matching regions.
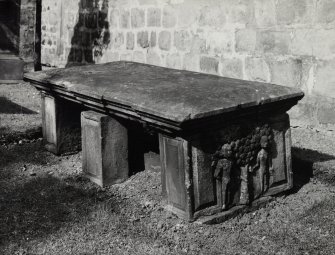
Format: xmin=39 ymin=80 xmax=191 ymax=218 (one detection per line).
xmin=212 ymin=144 xmax=233 ymax=210
xmin=251 ymin=135 xmax=273 ymax=193
xmin=212 ymin=123 xmax=274 ymax=208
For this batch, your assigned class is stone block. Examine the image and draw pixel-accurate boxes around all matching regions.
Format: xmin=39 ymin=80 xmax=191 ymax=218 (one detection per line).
xmin=317 ymin=97 xmax=335 ymax=124
xmin=133 ymin=51 xmax=145 ymax=63
xmin=206 ymin=31 xmax=234 ymax=54
xmin=312 ymin=29 xmax=335 ymax=59
xmin=41 ymin=94 xmax=82 ymax=155
xmin=147 ymin=8 xmax=161 ymax=27
xmin=256 ymin=30 xmax=290 ymax=55
xmin=317 ymin=0 xmax=335 ymax=24
xmin=81 ymin=111 xmax=129 ymax=187
xmin=0 ymin=54 xmax=24 ymax=81
xmin=120 ymin=9 xmax=130 ymax=28
xmin=166 ymin=53 xmax=182 ymax=69
xmin=314 ymin=59 xmax=335 ymax=98
xmin=109 ymin=9 xmax=119 ymax=28
xmin=174 ymin=30 xmax=190 ymax=51
xmin=120 ymin=53 xmax=132 ymax=61
xmin=220 ymin=58 xmax=243 ymax=79
xmin=254 ymin=0 xmax=276 ymax=28
xmin=267 ymin=58 xmax=303 ymax=88
xmin=200 ymin=56 xmax=219 ymax=75
xmin=131 ymin=8 xmax=145 ymax=28
xmin=245 ymin=57 xmax=270 ymax=82
xmin=150 ymin=31 xmax=156 ymax=47
xmin=198 ymin=6 xmax=226 ymax=27
xmin=225 ymin=0 xmax=253 ymax=24
xmin=291 ymin=29 xmax=314 ymax=56
xmin=126 ymin=32 xmax=134 ymax=50
xmin=105 ymin=51 xmax=119 ymax=62
xmin=235 ymin=29 xmax=256 ymax=53
xmin=190 ymin=35 xmax=208 ymax=54
xmin=183 ymin=53 xmax=200 ymax=72
xmin=111 ymin=32 xmax=124 ymax=49
xmin=276 ymin=0 xmax=313 ymax=25
xmin=137 ymin=31 xmax=149 ymax=48
xmin=158 ymin=31 xmax=171 ymax=51
xmin=162 ymin=6 xmax=177 ymax=28
xmin=146 ymin=50 xmax=161 ymax=65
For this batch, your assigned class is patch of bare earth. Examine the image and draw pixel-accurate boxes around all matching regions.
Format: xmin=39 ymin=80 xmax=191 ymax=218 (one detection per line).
xmin=1 ymin=83 xmax=335 ymax=254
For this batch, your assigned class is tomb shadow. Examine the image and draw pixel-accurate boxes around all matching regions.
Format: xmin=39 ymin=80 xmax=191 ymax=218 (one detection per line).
xmin=0 ymin=96 xmax=37 ymax=114
xmin=0 ymin=174 xmax=119 ymax=247
xmin=66 ymin=0 xmax=110 ymax=67
xmin=291 ymin=147 xmax=335 ymax=191
xmin=0 ymin=142 xmax=122 ymax=247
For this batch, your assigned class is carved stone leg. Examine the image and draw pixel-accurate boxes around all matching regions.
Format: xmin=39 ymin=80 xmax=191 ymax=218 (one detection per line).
xmin=81 ymin=111 xmax=129 ymax=187
xmin=41 ymin=92 xmax=81 ymax=155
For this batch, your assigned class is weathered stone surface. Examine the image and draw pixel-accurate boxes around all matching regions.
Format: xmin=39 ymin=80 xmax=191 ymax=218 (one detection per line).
xmin=267 ymin=58 xmax=303 ymax=88
xmin=147 ymin=8 xmax=161 ymax=27
xmin=312 ymin=29 xmax=335 ymax=59
xmin=146 ymin=50 xmax=161 ymax=65
xmin=81 ymin=111 xmax=129 ymax=187
xmin=158 ymin=31 xmax=171 ymax=51
xmin=126 ymin=32 xmax=134 ymax=50
xmin=291 ymin=29 xmax=314 ymax=56
xmin=120 ymin=9 xmax=130 ymax=28
xmin=316 ymin=0 xmax=335 ymax=24
xmin=25 ymin=61 xmax=304 ymax=125
xmin=174 ymin=30 xmax=190 ymax=51
xmin=183 ymin=53 xmax=200 ymax=72
xmin=276 ymin=0 xmax=312 ymax=25
xmin=137 ymin=31 xmax=149 ymax=48
xmin=225 ymin=0 xmax=253 ymax=24
xmin=162 ymin=6 xmax=177 ymax=28
xmin=166 ymin=53 xmax=181 ymax=69
xmin=256 ymin=30 xmax=290 ymax=55
xmin=111 ymin=32 xmax=124 ymax=49
xmin=200 ymin=56 xmax=219 ymax=74
xmin=131 ymin=8 xmax=145 ymax=28
xmin=314 ymin=59 xmax=335 ymax=98
xmin=109 ymin=9 xmax=119 ymax=28
xmin=206 ymin=31 xmax=234 ymax=54
xmin=254 ymin=0 xmax=276 ymax=28
xmin=133 ymin=51 xmax=145 ymax=63
xmin=235 ymin=29 xmax=256 ymax=53
xmin=150 ymin=31 xmax=156 ymax=47
xmin=120 ymin=53 xmax=132 ymax=61
xmin=220 ymin=58 xmax=243 ymax=79
xmin=245 ymin=57 xmax=270 ymax=82
xmin=198 ymin=6 xmax=226 ymax=27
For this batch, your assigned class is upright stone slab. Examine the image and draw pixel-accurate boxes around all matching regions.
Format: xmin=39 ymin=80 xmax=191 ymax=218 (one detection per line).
xmin=81 ymin=111 xmax=129 ymax=187
xmin=41 ymin=92 xmax=81 ymax=155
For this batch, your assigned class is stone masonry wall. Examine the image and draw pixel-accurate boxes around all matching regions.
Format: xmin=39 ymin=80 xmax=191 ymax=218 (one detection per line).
xmin=41 ymin=0 xmax=335 ymax=126
xmin=19 ymin=0 xmax=37 ymax=66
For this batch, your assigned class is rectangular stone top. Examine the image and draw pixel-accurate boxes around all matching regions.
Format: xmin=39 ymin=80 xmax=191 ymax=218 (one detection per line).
xmin=24 ymin=61 xmax=304 ymax=129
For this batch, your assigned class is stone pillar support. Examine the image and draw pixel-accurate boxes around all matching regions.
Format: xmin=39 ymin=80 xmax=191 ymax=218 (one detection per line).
xmin=41 ymin=92 xmax=81 ymax=155
xmin=81 ymin=111 xmax=129 ymax=187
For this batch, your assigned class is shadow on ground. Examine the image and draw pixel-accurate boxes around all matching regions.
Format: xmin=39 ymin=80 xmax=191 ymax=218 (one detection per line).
xmin=292 ymin=147 xmax=335 ymax=191
xmin=0 ymin=96 xmax=37 ymax=114
xmin=0 ymin=174 xmax=119 ymax=246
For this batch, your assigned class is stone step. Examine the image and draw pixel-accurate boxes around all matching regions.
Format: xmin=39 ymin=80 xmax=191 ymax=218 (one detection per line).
xmin=0 ymin=53 xmax=24 ymax=83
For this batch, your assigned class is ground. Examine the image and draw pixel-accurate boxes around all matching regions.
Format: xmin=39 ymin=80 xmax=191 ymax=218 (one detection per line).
xmin=1 ymin=83 xmax=335 ymax=255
